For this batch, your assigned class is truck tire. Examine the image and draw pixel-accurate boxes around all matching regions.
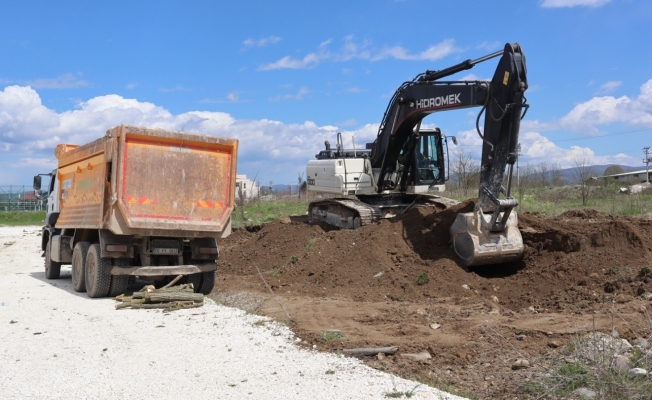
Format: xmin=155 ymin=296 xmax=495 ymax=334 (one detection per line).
xmin=108 ymin=259 xmax=130 ymax=297
xmin=71 ymin=241 xmax=90 ymax=292
xmin=185 ymin=273 xmax=202 ymax=292
xmin=198 ymin=271 xmax=215 ymax=295
xmin=85 ymin=244 xmax=111 ymax=298
xmin=44 ymin=241 xmax=61 ymax=280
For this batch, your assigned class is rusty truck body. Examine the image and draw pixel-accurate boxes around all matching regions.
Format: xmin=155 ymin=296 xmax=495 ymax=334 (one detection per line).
xmin=34 ymin=125 xmax=238 ymax=298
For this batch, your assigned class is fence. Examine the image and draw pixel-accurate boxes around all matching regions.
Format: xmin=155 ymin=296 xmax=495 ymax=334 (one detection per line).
xmin=0 ymin=186 xmax=48 ymax=212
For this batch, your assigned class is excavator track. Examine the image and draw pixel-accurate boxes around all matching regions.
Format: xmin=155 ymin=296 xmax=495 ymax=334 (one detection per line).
xmin=308 ymin=194 xmax=458 ymax=229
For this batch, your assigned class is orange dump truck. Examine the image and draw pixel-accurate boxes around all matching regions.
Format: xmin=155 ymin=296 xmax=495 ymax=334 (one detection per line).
xmin=33 ymin=125 xmax=238 ymax=298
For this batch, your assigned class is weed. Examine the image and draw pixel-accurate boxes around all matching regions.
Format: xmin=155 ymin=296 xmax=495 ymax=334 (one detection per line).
xmin=607 ymin=266 xmax=619 ymax=275
xmin=269 ymin=267 xmax=280 ymax=278
xmin=10 ymin=320 xmax=16 ymax=324
xmin=306 ymin=237 xmax=317 ymax=250
xmin=416 ymin=272 xmax=428 ymax=286
xmin=325 ymin=369 xmax=335 ymax=375
xmin=321 ymin=330 xmax=343 ymax=341
xmin=384 ymin=384 xmax=420 ymax=398
xmin=639 ymin=267 xmax=651 ymax=278
xmin=287 ymin=255 xmax=297 ymax=265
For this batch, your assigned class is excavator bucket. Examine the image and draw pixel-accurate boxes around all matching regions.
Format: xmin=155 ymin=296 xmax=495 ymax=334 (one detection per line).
xmin=450 ymin=210 xmax=524 ymax=267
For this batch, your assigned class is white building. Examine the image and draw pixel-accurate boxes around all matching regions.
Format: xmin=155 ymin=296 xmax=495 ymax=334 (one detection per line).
xmin=235 ymin=174 xmax=259 ymax=200
xmin=595 ymin=169 xmax=651 ymax=184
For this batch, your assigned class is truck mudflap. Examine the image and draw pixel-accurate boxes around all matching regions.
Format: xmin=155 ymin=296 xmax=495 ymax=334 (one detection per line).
xmin=107 ymin=263 xmax=216 ymax=276
xmin=450 ymin=210 xmax=524 ymax=267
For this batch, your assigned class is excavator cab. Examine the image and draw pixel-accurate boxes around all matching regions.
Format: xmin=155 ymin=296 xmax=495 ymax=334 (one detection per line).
xmin=397 ymin=129 xmax=445 ymax=190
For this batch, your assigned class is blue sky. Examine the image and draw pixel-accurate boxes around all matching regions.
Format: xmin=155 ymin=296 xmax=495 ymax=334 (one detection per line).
xmin=1 ymin=0 xmax=652 ymax=185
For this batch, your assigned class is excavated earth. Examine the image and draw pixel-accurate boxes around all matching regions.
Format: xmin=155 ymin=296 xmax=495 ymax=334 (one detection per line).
xmin=215 ymin=200 xmax=652 ymax=399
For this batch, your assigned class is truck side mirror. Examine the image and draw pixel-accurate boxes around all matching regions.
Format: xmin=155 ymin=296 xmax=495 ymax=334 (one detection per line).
xmin=33 ymin=175 xmax=42 ymax=190
xmin=451 ymin=136 xmax=458 ymax=145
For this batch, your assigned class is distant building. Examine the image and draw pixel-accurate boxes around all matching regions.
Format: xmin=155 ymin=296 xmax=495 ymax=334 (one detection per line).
xmin=235 ymin=174 xmax=259 ymax=200
xmin=594 ymin=169 xmax=651 ymax=184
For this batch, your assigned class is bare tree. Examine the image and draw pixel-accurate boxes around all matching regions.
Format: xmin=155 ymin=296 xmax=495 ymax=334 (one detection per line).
xmin=549 ymin=162 xmax=564 ymax=187
xmin=450 ymin=151 xmax=480 ymax=197
xmin=572 ymin=156 xmax=595 ymax=206
xmin=297 ymin=172 xmax=305 ymax=200
xmin=517 ymin=162 xmax=535 ymax=201
xmin=535 ymin=162 xmax=550 ymax=188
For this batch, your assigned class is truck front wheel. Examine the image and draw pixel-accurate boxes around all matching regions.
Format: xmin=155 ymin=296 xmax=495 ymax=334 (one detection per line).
xmin=44 ymin=241 xmax=61 ymax=280
xmin=71 ymin=242 xmax=90 ymax=292
xmin=85 ymin=244 xmax=111 ymax=298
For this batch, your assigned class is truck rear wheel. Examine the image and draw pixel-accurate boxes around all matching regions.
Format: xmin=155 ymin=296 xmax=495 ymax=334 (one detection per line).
xmin=198 ymin=271 xmax=215 ymax=295
xmin=71 ymin=242 xmax=90 ymax=292
xmin=44 ymin=241 xmax=61 ymax=280
xmin=108 ymin=259 xmax=130 ymax=297
xmin=85 ymin=244 xmax=111 ymax=298
xmin=185 ymin=273 xmax=202 ymax=292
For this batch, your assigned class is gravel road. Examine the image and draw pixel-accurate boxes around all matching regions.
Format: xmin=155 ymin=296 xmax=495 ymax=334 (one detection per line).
xmin=0 ymin=226 xmax=466 ymax=400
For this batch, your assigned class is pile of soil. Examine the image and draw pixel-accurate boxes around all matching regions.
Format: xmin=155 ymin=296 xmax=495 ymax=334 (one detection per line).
xmin=216 ymin=201 xmax=652 ymax=398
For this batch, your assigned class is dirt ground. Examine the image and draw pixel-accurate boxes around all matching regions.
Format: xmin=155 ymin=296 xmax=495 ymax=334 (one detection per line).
xmin=214 ymin=200 xmax=652 ymax=399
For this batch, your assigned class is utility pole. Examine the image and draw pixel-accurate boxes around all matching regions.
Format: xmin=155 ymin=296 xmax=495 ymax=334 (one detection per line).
xmin=644 ymin=146 xmax=651 ymax=183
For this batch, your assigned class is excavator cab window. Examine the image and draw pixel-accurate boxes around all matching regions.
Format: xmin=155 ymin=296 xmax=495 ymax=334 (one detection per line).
xmin=415 ymin=132 xmax=443 ymax=185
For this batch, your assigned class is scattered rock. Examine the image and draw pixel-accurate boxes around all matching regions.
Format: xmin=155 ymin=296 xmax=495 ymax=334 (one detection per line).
xmin=373 ymin=271 xmax=384 ymax=278
xmin=430 ymin=323 xmax=440 ymax=330
xmin=547 ymin=340 xmax=561 ymax=348
xmin=377 ymin=353 xmax=386 ymax=361
xmin=612 ymin=355 xmax=630 ymax=374
xmin=401 ymin=352 xmax=431 ymax=361
xmin=574 ymin=387 xmax=597 ymax=399
xmin=516 ymin=334 xmax=526 ymax=341
xmin=632 ymin=338 xmax=649 ymax=350
xmin=628 ymin=368 xmax=648 ymax=379
xmin=511 ymin=359 xmax=530 ymax=370
xmin=642 ymin=292 xmax=652 ymax=300
xmin=491 ymin=295 xmax=499 ymax=303
xmin=462 ymin=284 xmax=470 ymax=290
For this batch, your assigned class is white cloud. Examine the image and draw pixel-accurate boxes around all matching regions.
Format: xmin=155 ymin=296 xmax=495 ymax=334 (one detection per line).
xmin=199 ymin=92 xmax=250 ymax=104
xmin=269 ymin=87 xmax=310 ymax=102
xmin=595 ymin=80 xmax=622 ymax=95
xmin=25 ymin=73 xmax=89 ymax=89
xmin=476 ymin=41 xmax=502 ymax=51
xmin=242 ymin=36 xmax=281 ymax=47
xmin=158 ymin=85 xmax=191 ymax=93
xmin=558 ymin=79 xmax=652 ymax=133
xmin=540 ymin=0 xmax=611 ymax=7
xmin=258 ymin=37 xmax=459 ymax=70
xmin=125 ymin=82 xmax=137 ymax=89
xmin=0 ymin=86 xmax=373 ymax=184
xmin=258 ymin=52 xmax=328 ymax=71
xmin=452 ymin=128 xmax=634 ymax=168
xmin=344 ymin=87 xmax=363 ymax=93
xmin=371 ymin=39 xmax=458 ymax=62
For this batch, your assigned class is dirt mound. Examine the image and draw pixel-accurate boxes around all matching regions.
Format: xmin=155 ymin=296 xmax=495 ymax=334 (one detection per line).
xmin=216 ymin=204 xmax=652 ymax=398
xmin=220 ymin=204 xmax=652 ymax=311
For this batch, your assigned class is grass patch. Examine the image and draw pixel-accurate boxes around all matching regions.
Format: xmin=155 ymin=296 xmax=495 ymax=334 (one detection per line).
xmin=231 ymin=200 xmax=309 ymax=228
xmin=321 ymin=330 xmax=344 ymax=341
xmin=416 ymin=272 xmax=428 ymax=286
xmin=0 ymin=211 xmax=45 ymax=226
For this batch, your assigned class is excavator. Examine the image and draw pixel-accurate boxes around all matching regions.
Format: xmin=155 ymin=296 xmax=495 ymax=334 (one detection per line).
xmin=306 ymin=42 xmax=528 ymax=267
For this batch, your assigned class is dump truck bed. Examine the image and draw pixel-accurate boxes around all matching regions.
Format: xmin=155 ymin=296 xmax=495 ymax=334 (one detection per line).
xmin=55 ymin=125 xmax=238 ymax=237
